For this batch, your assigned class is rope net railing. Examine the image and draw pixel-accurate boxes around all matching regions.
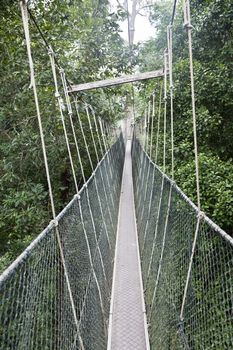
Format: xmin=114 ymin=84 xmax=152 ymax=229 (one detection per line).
xmin=0 ymin=134 xmax=125 ymax=350
xmin=132 ymin=134 xmax=233 ymax=350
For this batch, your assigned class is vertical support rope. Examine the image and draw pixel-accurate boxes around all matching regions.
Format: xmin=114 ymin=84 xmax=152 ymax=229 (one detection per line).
xmin=163 ymin=50 xmax=168 ymax=174
xmin=98 ymin=117 xmax=115 ymax=185
xmin=48 ymin=49 xmax=80 ymax=192
xmin=146 ymin=51 xmax=168 ymax=286
xmin=183 ymin=0 xmax=200 ymax=210
xmin=155 ymin=82 xmax=163 ymax=165
xmin=20 ymin=1 xmax=56 ymax=221
xmin=74 ymin=99 xmax=114 ymax=216
xmin=90 ymin=105 xmax=105 ymax=157
xmin=150 ymin=93 xmax=155 ymax=159
xmin=59 ymin=69 xmax=86 ymax=183
xmin=146 ymin=100 xmax=151 ymax=153
xmin=180 ymin=0 xmax=202 ymax=324
xmin=141 ymin=84 xmax=162 ymax=254
xmin=85 ymin=105 xmax=112 ymax=251
xmin=167 ymin=25 xmax=174 ymax=180
xmin=58 ymin=79 xmax=109 ymax=330
xmin=138 ymin=93 xmax=156 ymax=228
xmin=149 ymin=182 xmax=173 ymax=322
xmin=86 ymin=105 xmax=115 ymax=221
xmin=20 ymin=3 xmax=84 ymax=349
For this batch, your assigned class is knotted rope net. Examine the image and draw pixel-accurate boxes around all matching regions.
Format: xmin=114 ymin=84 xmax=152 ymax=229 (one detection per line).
xmin=0 ymin=134 xmax=125 ymax=350
xmin=132 ymin=133 xmax=233 ymax=350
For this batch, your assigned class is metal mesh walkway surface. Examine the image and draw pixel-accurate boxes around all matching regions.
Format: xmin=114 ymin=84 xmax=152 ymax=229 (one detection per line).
xmin=108 ymin=140 xmax=149 ymax=350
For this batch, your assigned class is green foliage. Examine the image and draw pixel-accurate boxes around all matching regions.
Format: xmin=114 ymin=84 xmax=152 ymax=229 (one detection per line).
xmin=0 ymin=0 xmax=129 ymax=272
xmin=176 ymin=153 xmax=233 ymax=232
xmin=137 ymin=0 xmax=233 ymax=235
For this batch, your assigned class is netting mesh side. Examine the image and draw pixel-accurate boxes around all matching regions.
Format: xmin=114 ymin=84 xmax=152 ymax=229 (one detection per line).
xmin=0 ymin=134 xmax=125 ymax=350
xmin=132 ymin=135 xmax=233 ymax=350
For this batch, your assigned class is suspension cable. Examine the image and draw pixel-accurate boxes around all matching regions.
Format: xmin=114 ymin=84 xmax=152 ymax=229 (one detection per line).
xmin=163 ymin=50 xmax=168 ymax=174
xmin=20 ymin=3 xmax=84 ymax=349
xmin=170 ymin=0 xmax=178 ymax=25
xmin=155 ymin=81 xmax=163 ymax=165
xmin=167 ymin=24 xmax=174 ymax=180
xmin=48 ymin=48 xmax=79 ymax=193
xmin=180 ymin=0 xmax=202 ymax=322
xmin=60 ymin=68 xmax=87 ymax=183
xmin=26 ymin=3 xmax=72 ymax=91
xmin=149 ymin=93 xmax=155 ymax=159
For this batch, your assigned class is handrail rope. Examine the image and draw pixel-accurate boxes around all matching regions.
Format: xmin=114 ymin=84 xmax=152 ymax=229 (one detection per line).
xmin=20 ymin=3 xmax=85 ymax=349
xmin=139 ymin=142 xmax=233 ymax=247
xmin=180 ymin=0 xmax=202 ymax=323
xmin=42 ymin=19 xmax=108 ymax=343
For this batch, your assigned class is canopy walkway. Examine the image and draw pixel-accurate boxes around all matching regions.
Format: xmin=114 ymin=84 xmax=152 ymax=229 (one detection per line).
xmin=0 ymin=1 xmax=233 ymax=349
xmin=0 ymin=130 xmax=232 ymax=349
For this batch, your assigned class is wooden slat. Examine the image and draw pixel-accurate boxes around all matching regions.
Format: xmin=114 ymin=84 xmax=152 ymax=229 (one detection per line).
xmin=69 ymin=69 xmax=164 ymax=93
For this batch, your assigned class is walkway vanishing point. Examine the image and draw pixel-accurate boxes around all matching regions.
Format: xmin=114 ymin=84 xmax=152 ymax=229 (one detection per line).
xmin=108 ymin=139 xmax=150 ymax=350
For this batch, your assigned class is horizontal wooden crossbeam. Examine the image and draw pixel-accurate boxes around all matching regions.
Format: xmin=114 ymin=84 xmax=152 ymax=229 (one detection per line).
xmin=69 ymin=69 xmax=164 ymax=93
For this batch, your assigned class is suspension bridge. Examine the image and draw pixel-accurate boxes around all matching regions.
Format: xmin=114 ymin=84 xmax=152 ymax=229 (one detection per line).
xmin=0 ymin=1 xmax=233 ymax=349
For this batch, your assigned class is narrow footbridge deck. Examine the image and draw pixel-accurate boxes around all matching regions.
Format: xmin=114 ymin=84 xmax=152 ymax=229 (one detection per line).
xmin=108 ymin=140 xmax=149 ymax=350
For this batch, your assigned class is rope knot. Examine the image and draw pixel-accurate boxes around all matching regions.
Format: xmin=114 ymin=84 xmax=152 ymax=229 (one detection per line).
xmin=74 ymin=193 xmax=80 ymax=200
xmin=48 ymin=46 xmax=54 ymax=56
xmin=50 ymin=218 xmax=59 ymax=227
xmin=183 ymin=22 xmax=193 ymax=30
xmin=55 ymin=92 xmax=60 ymax=99
xmin=197 ymin=211 xmax=205 ymax=220
xmin=170 ymin=179 xmax=176 ymax=187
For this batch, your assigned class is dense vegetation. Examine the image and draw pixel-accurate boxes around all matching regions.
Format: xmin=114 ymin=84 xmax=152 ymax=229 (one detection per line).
xmin=0 ymin=0 xmax=130 ymax=272
xmin=137 ymin=0 xmax=233 ymax=233
xmin=0 ymin=0 xmax=232 ymax=273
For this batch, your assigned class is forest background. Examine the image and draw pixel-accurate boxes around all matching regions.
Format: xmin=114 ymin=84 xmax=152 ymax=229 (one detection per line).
xmin=0 ymin=0 xmax=232 ymax=272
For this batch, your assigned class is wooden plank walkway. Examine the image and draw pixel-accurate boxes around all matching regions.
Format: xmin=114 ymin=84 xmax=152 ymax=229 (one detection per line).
xmin=107 ymin=140 xmax=150 ymax=350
